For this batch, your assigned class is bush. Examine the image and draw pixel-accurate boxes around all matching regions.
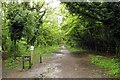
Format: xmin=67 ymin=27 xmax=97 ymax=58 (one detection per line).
xmin=8 ymin=42 xmax=21 ymax=58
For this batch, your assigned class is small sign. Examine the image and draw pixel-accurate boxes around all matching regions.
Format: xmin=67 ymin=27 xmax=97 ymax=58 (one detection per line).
xmin=24 ymin=56 xmax=30 ymax=61
xmin=22 ymin=56 xmax=31 ymax=69
xmin=30 ymin=46 xmax=34 ymax=51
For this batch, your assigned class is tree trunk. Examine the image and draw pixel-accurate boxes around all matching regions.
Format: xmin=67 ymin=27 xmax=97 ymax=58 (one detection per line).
xmin=115 ymin=39 xmax=120 ymax=57
xmin=13 ymin=40 xmax=17 ymax=60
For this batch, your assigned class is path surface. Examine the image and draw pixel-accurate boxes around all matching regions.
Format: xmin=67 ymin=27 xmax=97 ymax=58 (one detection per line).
xmin=3 ymin=46 xmax=113 ymax=78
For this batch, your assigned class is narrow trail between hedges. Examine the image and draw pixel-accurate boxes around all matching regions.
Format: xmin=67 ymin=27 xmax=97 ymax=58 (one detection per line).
xmin=3 ymin=46 xmax=113 ymax=78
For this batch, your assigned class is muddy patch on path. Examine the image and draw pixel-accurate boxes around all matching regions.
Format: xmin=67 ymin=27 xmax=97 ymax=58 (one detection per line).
xmin=34 ymin=62 xmax=61 ymax=78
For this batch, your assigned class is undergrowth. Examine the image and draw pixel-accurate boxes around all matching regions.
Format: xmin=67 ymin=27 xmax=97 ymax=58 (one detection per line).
xmin=90 ymin=55 xmax=120 ymax=77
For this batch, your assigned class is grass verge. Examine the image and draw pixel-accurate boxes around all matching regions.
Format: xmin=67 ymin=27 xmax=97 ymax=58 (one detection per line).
xmin=4 ymin=45 xmax=60 ymax=70
xmin=33 ymin=45 xmax=60 ymax=64
xmin=66 ymin=46 xmax=86 ymax=53
xmin=90 ymin=54 xmax=120 ymax=77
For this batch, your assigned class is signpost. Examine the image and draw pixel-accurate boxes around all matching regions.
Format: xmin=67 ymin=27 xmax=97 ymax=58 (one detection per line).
xmin=22 ymin=46 xmax=34 ymax=69
xmin=22 ymin=56 xmax=31 ymax=69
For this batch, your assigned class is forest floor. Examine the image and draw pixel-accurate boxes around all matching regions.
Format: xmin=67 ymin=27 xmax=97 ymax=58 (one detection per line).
xmin=2 ymin=46 xmax=114 ymax=78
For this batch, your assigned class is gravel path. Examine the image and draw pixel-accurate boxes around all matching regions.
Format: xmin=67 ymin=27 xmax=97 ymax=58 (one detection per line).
xmin=3 ymin=46 xmax=113 ymax=78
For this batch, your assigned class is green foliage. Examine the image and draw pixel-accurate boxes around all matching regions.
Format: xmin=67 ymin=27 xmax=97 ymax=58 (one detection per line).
xmin=34 ymin=45 xmax=59 ymax=56
xmin=67 ymin=46 xmax=86 ymax=53
xmin=4 ymin=57 xmax=22 ymax=70
xmin=18 ymin=40 xmax=29 ymax=55
xmin=1 ymin=0 xmax=63 ymax=71
xmin=62 ymin=2 xmax=120 ymax=56
xmin=90 ymin=55 xmax=120 ymax=77
xmin=5 ymin=38 xmax=28 ymax=58
xmin=6 ymin=3 xmax=25 ymax=42
xmin=8 ymin=42 xmax=20 ymax=57
xmin=2 ymin=1 xmax=62 ymax=58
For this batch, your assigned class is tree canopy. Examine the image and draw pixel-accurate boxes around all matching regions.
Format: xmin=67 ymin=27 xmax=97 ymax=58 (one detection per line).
xmin=2 ymin=1 xmax=120 ymax=58
xmin=61 ymin=2 xmax=120 ymax=56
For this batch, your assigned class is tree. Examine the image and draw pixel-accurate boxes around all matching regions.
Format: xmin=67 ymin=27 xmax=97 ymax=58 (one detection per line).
xmin=2 ymin=1 xmax=63 ymax=58
xmin=62 ymin=2 xmax=120 ymax=56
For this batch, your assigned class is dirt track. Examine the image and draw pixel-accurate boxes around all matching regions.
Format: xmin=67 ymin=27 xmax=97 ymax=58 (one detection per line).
xmin=3 ymin=46 xmax=113 ymax=78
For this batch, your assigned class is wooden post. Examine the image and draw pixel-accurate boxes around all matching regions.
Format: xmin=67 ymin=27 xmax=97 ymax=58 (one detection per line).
xmin=22 ymin=56 xmax=24 ymax=69
xmin=40 ymin=54 xmax=42 ymax=63
xmin=29 ymin=56 xmax=31 ymax=69
xmin=30 ymin=46 xmax=34 ymax=65
xmin=31 ymin=50 xmax=33 ymax=65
